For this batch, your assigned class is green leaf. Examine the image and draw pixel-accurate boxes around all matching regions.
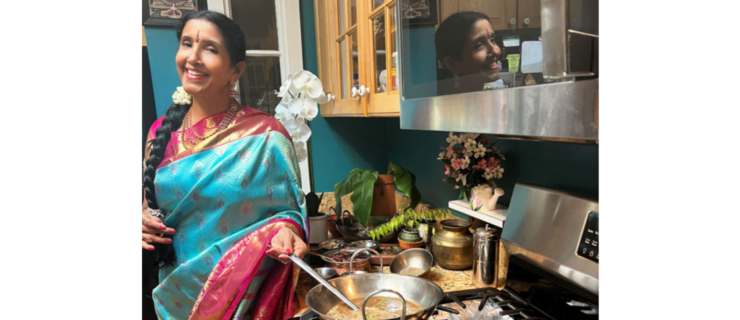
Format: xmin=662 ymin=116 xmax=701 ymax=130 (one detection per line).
xmin=349 ymin=170 xmax=379 ymax=228
xmin=333 ymin=168 xmax=363 ymax=217
xmin=388 ymin=162 xmax=422 ymax=216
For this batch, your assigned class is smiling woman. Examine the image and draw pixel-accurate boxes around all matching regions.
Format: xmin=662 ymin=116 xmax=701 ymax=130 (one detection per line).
xmin=435 ymin=11 xmax=502 ymax=95
xmin=141 ymin=10 xmax=309 ymax=320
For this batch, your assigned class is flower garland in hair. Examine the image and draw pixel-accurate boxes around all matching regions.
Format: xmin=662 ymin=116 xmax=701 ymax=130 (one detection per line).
xmin=439 ymin=132 xmax=505 ymax=200
xmin=274 ymin=70 xmax=333 ymax=162
xmin=172 ymin=86 xmax=192 ymax=105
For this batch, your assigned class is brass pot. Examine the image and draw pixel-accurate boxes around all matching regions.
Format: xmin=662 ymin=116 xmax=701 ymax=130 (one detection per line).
xmin=431 ymin=219 xmax=474 ymax=270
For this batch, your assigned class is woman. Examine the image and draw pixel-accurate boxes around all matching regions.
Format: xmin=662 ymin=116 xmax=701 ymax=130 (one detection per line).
xmin=435 ymin=12 xmax=502 ymax=95
xmin=141 ymin=11 xmax=308 ymax=320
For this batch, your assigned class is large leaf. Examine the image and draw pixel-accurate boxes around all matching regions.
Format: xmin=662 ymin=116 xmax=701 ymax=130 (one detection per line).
xmin=333 ymin=168 xmax=363 ymax=216
xmin=388 ymin=162 xmax=422 ymax=214
xmin=349 ymin=170 xmax=378 ymax=228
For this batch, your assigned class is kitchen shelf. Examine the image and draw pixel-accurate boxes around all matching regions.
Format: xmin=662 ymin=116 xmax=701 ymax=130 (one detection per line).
xmin=448 ymin=200 xmax=508 ymax=228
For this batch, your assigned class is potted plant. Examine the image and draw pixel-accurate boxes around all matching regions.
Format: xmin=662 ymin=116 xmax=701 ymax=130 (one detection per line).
xmin=333 ymin=162 xmax=422 ymax=229
xmin=306 ymin=192 xmax=328 ymax=244
xmin=438 ymin=133 xmax=506 ymax=210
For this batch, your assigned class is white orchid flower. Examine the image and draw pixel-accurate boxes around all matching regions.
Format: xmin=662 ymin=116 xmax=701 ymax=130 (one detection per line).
xmin=275 ymin=103 xmax=293 ymax=122
xmin=315 ymin=92 xmax=329 ymax=104
xmin=288 ymin=98 xmax=318 ymax=121
xmin=295 ymin=141 xmax=308 ymax=162
xmin=289 ymin=70 xmax=325 ymax=100
xmin=284 ymin=116 xmax=312 ymax=143
xmin=437 ymin=151 xmax=445 ymax=160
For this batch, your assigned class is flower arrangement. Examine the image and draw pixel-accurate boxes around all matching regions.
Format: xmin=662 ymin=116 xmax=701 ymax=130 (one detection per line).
xmin=439 ymin=132 xmax=505 ymax=201
xmin=274 ymin=70 xmax=334 ymax=162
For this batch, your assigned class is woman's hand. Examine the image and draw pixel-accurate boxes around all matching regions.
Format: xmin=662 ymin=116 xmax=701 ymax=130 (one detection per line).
xmin=266 ymin=227 xmax=307 ymax=264
xmin=142 ymin=208 xmax=176 ymax=251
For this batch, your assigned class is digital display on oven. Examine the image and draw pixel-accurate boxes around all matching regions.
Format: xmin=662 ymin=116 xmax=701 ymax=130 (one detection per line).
xmin=576 ymin=211 xmax=599 ymax=263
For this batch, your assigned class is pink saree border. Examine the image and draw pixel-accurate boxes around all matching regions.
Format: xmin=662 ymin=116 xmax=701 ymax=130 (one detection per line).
xmin=187 ymin=218 xmax=302 ymax=320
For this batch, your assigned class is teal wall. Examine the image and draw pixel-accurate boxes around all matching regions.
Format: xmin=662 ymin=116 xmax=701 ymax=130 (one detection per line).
xmin=300 ymin=0 xmax=598 ymax=208
xmin=144 ymin=27 xmax=181 ymax=118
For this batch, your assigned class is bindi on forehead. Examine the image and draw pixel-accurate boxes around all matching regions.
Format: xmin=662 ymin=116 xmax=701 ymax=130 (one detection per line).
xmin=196 ymin=30 xmax=200 ymax=43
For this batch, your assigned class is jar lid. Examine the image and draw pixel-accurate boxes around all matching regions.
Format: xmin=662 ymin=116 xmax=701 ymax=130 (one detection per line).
xmin=474 ymin=227 xmax=498 ymax=238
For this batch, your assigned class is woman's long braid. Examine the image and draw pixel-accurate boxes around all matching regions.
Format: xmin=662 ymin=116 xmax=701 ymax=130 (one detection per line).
xmin=144 ymin=102 xmax=190 ymax=268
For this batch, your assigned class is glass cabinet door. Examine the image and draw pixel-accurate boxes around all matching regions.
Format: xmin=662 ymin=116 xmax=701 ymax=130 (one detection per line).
xmin=330 ymin=0 xmax=365 ymax=115
xmin=364 ymin=0 xmax=400 ymax=115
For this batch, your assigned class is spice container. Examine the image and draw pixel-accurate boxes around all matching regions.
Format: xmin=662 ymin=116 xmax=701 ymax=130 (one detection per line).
xmin=472 ymin=226 xmax=499 ymax=288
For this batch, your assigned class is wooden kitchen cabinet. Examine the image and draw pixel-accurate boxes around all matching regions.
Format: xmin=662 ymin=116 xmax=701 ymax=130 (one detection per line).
xmin=516 ymin=0 xmax=541 ymax=29
xmin=439 ymin=0 xmax=540 ymax=31
xmin=314 ymin=0 xmax=401 ymax=117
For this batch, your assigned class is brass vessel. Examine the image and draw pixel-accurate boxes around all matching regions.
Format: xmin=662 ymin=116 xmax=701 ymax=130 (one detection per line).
xmin=431 ymin=219 xmax=474 ymax=270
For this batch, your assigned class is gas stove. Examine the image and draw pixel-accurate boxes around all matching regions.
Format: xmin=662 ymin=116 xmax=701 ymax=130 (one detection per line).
xmin=297 ymin=184 xmax=598 ymax=320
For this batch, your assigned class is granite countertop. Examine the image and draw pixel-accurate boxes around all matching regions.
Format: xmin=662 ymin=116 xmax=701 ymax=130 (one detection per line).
xmin=292 ymin=263 xmax=476 ymax=317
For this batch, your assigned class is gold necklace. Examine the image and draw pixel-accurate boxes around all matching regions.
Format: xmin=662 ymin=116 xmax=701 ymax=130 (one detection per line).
xmin=180 ymin=100 xmax=239 ymax=149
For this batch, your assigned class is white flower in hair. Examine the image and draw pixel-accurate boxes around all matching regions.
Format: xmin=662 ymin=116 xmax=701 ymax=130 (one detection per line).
xmin=172 ymin=86 xmax=192 ymax=105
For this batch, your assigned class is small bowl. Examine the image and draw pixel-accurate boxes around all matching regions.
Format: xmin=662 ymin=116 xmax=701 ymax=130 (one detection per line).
xmin=390 ymin=248 xmax=433 ymax=277
xmin=348 ymin=240 xmax=381 ymax=251
xmin=318 ymin=239 xmax=345 ymax=251
xmin=312 ymin=267 xmax=337 ymax=280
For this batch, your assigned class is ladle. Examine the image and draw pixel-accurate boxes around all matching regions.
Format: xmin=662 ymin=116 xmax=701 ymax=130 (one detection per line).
xmin=287 ymin=254 xmax=359 ymax=311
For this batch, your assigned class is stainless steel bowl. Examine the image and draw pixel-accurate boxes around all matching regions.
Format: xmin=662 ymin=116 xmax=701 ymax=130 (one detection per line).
xmin=389 ymin=248 xmax=434 ymax=278
xmin=313 ymin=267 xmax=338 ymax=280
xmin=305 ymin=273 xmax=445 ymax=320
xmin=333 ymin=215 xmax=400 ymax=242
xmin=348 ymin=240 xmax=381 ymax=251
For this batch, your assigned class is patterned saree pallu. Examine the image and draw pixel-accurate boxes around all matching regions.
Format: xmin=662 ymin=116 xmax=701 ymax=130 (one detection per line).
xmin=147 ymin=107 xmax=308 ymax=320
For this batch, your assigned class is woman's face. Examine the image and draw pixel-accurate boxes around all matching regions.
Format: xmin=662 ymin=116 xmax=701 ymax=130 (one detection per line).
xmin=450 ymin=19 xmax=501 ymax=83
xmin=176 ymin=19 xmax=236 ymax=97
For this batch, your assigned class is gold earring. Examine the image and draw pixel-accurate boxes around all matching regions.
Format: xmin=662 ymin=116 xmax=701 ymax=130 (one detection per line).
xmin=229 ymin=82 xmax=239 ymax=98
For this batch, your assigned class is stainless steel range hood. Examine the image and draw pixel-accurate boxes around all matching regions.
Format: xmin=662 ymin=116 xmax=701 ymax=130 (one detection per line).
xmin=397 ymin=0 xmax=598 ymax=144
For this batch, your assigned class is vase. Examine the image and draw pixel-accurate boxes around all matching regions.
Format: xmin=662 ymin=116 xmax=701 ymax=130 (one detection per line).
xmin=470 ymin=184 xmax=505 ymax=212
xmin=308 ymin=212 xmax=328 ymax=244
xmin=370 ymin=174 xmax=397 ymax=217
xmin=431 ymin=219 xmax=474 ymax=269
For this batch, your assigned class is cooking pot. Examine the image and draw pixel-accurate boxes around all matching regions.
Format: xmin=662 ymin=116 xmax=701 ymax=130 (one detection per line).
xmin=305 ymin=273 xmax=446 ymax=320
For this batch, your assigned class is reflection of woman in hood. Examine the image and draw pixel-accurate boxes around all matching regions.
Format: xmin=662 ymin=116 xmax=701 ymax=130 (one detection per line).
xmin=435 ymin=12 xmax=502 ymax=95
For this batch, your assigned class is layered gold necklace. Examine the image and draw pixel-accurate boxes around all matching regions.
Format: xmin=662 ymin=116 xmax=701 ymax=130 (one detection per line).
xmin=180 ymin=99 xmax=238 ymax=149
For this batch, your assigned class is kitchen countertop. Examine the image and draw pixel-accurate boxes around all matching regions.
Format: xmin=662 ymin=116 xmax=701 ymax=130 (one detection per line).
xmin=292 ymin=263 xmax=477 ymax=317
